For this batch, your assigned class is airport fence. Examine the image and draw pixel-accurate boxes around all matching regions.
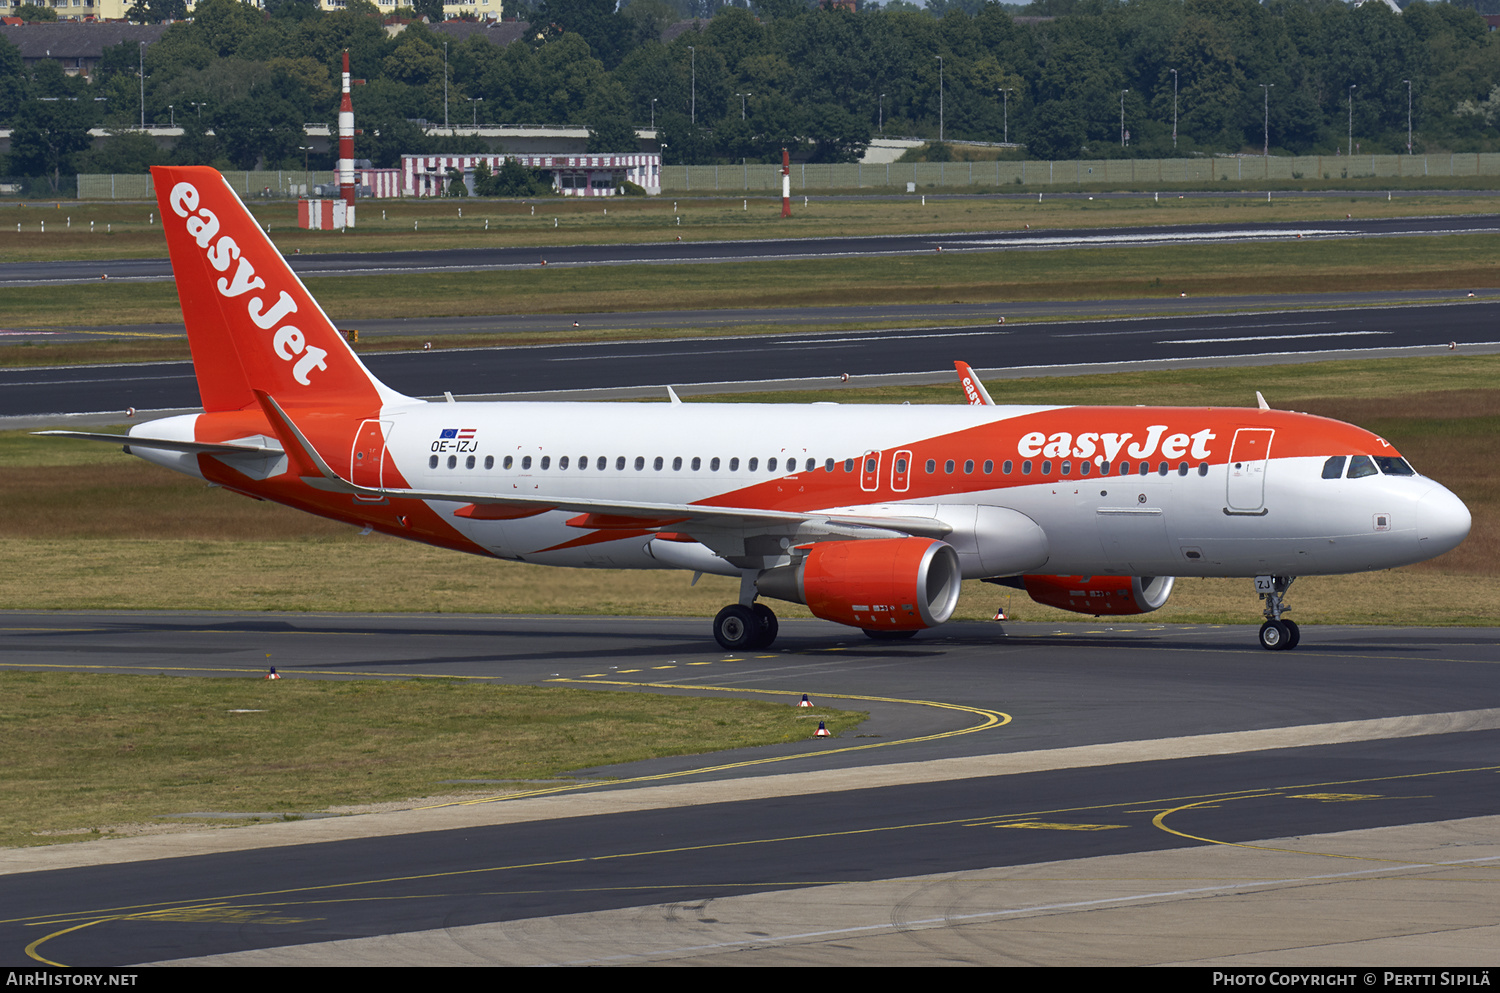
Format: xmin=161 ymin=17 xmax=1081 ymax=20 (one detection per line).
xmin=661 ymin=153 xmax=1500 ymax=192
xmin=76 ymin=170 xmax=334 ymax=200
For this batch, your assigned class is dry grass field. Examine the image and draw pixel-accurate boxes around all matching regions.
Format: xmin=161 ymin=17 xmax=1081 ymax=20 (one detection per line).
xmin=4 ymin=191 xmax=1498 ymax=261
xmin=0 ymin=670 xmax=861 ymax=849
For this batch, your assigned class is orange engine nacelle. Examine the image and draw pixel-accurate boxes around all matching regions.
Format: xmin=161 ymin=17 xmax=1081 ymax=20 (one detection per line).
xmin=757 ymin=538 xmax=962 ymax=631
xmin=1021 ymin=574 xmax=1175 ymax=616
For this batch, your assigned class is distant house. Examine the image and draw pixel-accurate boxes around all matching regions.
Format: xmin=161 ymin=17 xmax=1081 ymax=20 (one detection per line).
xmin=0 ymin=22 xmax=167 ymax=81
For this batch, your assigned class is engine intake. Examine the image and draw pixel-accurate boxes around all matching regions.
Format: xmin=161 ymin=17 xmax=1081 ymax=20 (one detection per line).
xmin=757 ymin=538 xmax=962 ymax=631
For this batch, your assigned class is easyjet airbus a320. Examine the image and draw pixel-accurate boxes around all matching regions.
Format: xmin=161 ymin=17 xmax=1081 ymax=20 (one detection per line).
xmin=46 ymin=166 xmax=1471 ymax=651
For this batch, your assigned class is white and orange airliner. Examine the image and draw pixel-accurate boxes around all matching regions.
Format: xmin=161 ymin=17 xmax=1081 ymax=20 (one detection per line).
xmin=47 ymin=166 xmax=1472 ymax=651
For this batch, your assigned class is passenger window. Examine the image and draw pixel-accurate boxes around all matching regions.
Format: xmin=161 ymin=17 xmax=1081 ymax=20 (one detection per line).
xmin=1042 ymin=460 xmax=1052 ymax=475
xmin=1002 ymin=460 xmax=1013 ymax=474
xmin=1348 ymin=455 xmax=1377 ymax=478
xmin=1177 ymin=462 xmax=1188 ymax=476
xmin=485 ymin=456 xmax=494 ymax=469
xmin=672 ymin=457 xmax=683 ymax=471
xmin=710 ymin=457 xmax=720 ymax=471
xmin=504 ymin=455 xmax=514 ymax=470
xmin=895 ymin=457 xmax=908 ymax=473
xmin=634 ymin=456 xmax=645 ymax=471
xmin=429 ymin=455 xmax=438 ymax=469
xmin=1100 ymin=461 xmax=1112 ymax=475
xmin=466 ymin=455 xmax=476 ymax=469
xmin=654 ymin=457 xmax=664 ymax=470
xmin=1322 ymin=456 xmax=1346 ymax=479
xmin=559 ymin=456 xmax=569 ymax=470
xmin=926 ymin=459 xmax=937 ymax=473
xmin=749 ymin=458 xmax=758 ymax=471
xmin=964 ymin=459 xmax=975 ymax=474
xmin=769 ymin=458 xmax=779 ymax=472
xmin=540 ymin=456 xmax=550 ymax=470
xmin=983 ymin=460 xmax=993 ymax=474
xmin=730 ymin=457 xmax=740 ymax=471
xmin=1059 ymin=460 xmax=1070 ymax=476
xmin=597 ymin=457 xmax=606 ymax=470
xmin=448 ymin=455 xmax=458 ymax=469
xmin=691 ymin=457 xmax=701 ymax=471
xmin=615 ymin=456 xmax=624 ymax=470
xmin=1139 ymin=462 xmax=1150 ymax=476
xmin=863 ymin=457 xmax=875 ymax=473
xmin=522 ymin=456 xmax=532 ymax=470
xmin=1022 ymin=460 xmax=1032 ymax=475
xmin=1197 ymin=463 xmax=1208 ymax=476
xmin=945 ymin=460 xmax=955 ymax=474
xmin=825 ymin=458 xmax=835 ymax=471
xmin=844 ymin=458 xmax=855 ymax=472
xmin=1080 ymin=461 xmax=1091 ymax=476
xmin=1158 ymin=462 xmax=1168 ymax=476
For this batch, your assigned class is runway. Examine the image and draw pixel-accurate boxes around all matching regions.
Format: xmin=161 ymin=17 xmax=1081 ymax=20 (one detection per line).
xmin=3 ymin=613 xmax=1499 ymax=965
xmin=3 ymin=212 xmax=1498 ymax=288
xmin=6 ymin=295 xmax=1498 ymax=420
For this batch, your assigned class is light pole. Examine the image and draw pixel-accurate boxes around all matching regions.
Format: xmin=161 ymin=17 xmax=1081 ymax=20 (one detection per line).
xmin=689 ymin=46 xmax=696 ymax=125
xmin=1120 ymin=88 xmax=1128 ymax=147
xmin=998 ymin=87 xmax=1012 ymax=144
xmin=651 ymin=96 xmax=657 ymax=130
xmin=879 ymin=92 xmax=885 ymax=135
xmin=443 ymin=41 xmax=449 ymax=131
xmin=472 ymin=97 xmax=482 ymax=128
xmin=1348 ymin=83 xmax=1357 ymax=158
xmin=1170 ymin=68 xmax=1178 ymax=150
xmin=168 ymin=103 xmax=174 ymax=127
xmin=1404 ymin=78 xmax=1412 ymax=154
xmin=1260 ymin=83 xmax=1272 ymax=157
xmin=138 ymin=42 xmax=144 ymax=130
xmin=736 ymin=92 xmax=751 ymax=121
xmin=935 ymin=56 xmax=944 ymax=142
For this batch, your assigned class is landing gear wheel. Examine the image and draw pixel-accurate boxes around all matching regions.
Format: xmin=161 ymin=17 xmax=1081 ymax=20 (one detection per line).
xmin=1259 ymin=620 xmax=1291 ymax=651
xmin=750 ymin=603 xmax=779 ymax=650
xmin=1282 ymin=619 xmax=1301 ymax=650
xmin=863 ymin=628 xmax=918 ymax=641
xmin=714 ymin=604 xmax=758 ymax=651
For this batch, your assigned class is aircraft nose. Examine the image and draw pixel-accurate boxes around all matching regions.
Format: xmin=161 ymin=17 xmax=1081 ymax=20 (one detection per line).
xmin=1416 ymin=484 xmax=1471 ymax=557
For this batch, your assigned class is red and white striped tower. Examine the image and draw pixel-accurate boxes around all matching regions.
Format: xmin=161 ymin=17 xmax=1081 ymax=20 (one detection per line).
xmin=780 ymin=147 xmax=791 ymax=218
xmin=338 ymin=50 xmax=355 ymax=207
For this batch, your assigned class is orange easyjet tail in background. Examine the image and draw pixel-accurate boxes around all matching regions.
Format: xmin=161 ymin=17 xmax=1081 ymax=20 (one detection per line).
xmin=151 ymin=165 xmax=406 ymax=413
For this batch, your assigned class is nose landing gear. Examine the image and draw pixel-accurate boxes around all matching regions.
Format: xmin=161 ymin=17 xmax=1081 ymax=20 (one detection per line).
xmin=1255 ymin=575 xmax=1300 ymax=650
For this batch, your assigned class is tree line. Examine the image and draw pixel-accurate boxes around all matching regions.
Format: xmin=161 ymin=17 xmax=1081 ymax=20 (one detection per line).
xmin=5 ymin=0 xmax=1500 ymax=189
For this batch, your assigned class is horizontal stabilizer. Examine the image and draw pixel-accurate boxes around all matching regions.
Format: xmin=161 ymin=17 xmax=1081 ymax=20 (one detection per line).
xmin=33 ymin=430 xmax=283 ymax=457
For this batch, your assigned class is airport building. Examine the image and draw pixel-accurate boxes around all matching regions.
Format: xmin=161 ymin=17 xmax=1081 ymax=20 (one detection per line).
xmin=396 ymin=153 xmax=662 ymax=198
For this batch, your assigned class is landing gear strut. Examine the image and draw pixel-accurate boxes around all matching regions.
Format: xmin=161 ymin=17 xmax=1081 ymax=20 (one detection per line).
xmin=1255 ymin=575 xmax=1300 ymax=651
xmin=713 ymin=602 xmax=778 ymax=651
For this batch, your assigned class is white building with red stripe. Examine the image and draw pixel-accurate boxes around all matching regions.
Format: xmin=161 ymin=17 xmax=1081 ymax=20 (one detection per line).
xmin=397 ymin=153 xmax=661 ymax=198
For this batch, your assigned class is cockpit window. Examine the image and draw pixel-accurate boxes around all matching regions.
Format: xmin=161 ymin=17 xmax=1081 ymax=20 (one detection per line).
xmin=1374 ymin=456 xmax=1415 ymax=476
xmin=1347 ymin=455 xmax=1378 ymax=478
xmin=1322 ymin=456 xmax=1346 ymax=479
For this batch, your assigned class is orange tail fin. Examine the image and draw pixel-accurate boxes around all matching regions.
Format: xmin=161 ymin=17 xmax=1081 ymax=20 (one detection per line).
xmin=151 ymin=166 xmax=403 ymax=413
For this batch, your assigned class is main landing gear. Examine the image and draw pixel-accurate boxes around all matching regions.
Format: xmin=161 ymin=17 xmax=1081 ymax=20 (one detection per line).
xmin=713 ymin=602 xmax=778 ymax=651
xmin=1255 ymin=575 xmax=1300 ymax=651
